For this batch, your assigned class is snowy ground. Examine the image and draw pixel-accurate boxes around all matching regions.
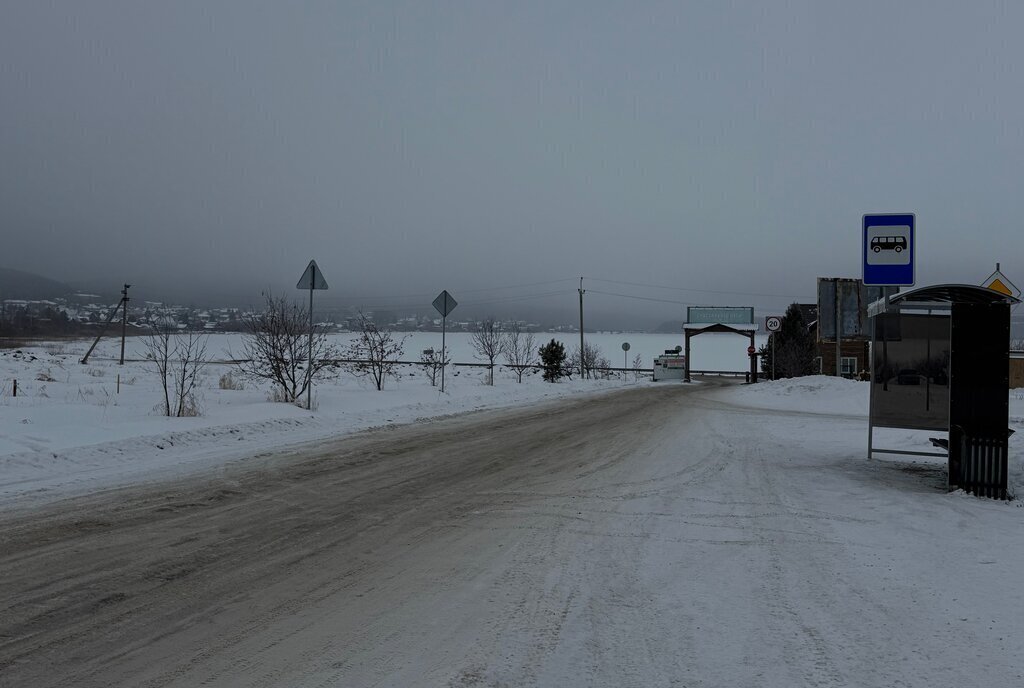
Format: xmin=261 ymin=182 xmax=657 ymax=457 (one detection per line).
xmin=1 ymin=335 xmax=1021 ymax=511
xmin=717 ymin=375 xmax=1024 ymax=497
xmin=3 ymin=369 xmax=1024 ymax=686
xmin=0 ymin=334 xmax=653 ymax=510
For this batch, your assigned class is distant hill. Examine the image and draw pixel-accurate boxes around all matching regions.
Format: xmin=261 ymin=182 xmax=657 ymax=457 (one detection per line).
xmin=0 ymin=266 xmax=75 ymax=301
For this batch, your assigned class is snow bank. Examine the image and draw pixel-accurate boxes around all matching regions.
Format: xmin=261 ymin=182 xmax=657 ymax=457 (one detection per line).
xmin=714 ymin=374 xmax=869 ymax=416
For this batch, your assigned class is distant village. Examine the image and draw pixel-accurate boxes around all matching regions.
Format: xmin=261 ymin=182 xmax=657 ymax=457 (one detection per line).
xmin=0 ymin=294 xmax=550 ymax=337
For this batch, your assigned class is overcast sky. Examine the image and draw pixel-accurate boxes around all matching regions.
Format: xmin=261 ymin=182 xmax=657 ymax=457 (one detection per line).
xmin=2 ymin=1 xmax=1023 ymax=321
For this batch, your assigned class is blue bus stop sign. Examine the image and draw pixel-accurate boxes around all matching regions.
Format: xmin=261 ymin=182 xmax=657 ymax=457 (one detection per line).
xmin=863 ymin=213 xmax=915 ymax=286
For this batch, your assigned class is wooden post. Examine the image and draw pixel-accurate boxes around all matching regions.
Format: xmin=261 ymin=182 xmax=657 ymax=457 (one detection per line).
xmin=684 ymin=330 xmax=691 ymax=382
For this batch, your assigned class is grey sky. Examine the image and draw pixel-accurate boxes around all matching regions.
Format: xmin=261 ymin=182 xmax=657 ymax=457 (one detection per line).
xmin=2 ymin=1 xmax=1023 ymax=321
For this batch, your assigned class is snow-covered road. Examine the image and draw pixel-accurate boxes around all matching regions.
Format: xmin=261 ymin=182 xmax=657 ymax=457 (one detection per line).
xmin=1 ymin=381 xmax=1022 ymax=687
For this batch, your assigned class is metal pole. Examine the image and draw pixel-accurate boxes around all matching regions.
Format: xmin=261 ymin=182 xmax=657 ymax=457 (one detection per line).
xmin=308 ymin=283 xmax=314 ymax=411
xmin=119 ymin=284 xmax=129 ymax=366
xmin=441 ymin=315 xmax=447 ymax=393
xmin=869 ymin=292 xmax=892 ymax=459
xmin=578 ymin=276 xmax=585 ymax=378
xmin=771 ymin=332 xmax=776 ymax=380
xmin=835 ymin=280 xmax=841 ymax=377
xmin=868 ymin=308 xmax=876 ymax=460
xmin=925 ymin=308 xmax=931 ymax=412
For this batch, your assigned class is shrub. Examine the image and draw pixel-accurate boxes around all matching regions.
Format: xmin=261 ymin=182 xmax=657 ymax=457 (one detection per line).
xmin=218 ymin=371 xmax=244 ymax=390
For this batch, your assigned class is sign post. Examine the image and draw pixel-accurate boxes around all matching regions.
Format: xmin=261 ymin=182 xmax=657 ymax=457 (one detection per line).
xmin=432 ymin=290 xmax=458 ymax=393
xmin=296 ymin=259 xmax=328 ymax=410
xmin=621 ymin=341 xmax=630 ymax=376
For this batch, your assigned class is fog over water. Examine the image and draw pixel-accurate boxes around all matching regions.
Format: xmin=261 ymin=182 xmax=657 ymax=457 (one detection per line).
xmin=3 ymin=2 xmax=1024 ymax=327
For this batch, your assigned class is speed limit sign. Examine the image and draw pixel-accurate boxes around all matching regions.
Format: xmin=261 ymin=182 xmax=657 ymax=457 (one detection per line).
xmin=765 ymin=316 xmax=782 ymax=332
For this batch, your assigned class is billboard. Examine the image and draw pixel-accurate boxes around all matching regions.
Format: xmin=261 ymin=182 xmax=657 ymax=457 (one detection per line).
xmin=686 ymin=307 xmax=754 ymax=325
xmin=818 ymin=278 xmax=897 ymax=341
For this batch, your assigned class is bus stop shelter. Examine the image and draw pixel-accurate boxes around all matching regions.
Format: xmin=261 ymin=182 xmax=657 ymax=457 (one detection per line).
xmin=867 ymin=284 xmax=1019 ymax=499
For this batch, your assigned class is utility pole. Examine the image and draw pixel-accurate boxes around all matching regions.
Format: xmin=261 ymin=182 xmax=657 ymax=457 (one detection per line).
xmin=119 ymin=284 xmax=130 ymax=365
xmin=81 ymin=284 xmax=131 ymax=365
xmin=578 ymin=276 xmax=585 ymax=378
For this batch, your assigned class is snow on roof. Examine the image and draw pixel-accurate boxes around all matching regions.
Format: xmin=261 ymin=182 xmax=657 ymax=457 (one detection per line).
xmin=683 ymin=322 xmax=759 ymax=331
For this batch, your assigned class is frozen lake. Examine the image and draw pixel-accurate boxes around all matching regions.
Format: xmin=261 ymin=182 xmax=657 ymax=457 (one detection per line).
xmin=76 ymin=331 xmax=768 ymax=373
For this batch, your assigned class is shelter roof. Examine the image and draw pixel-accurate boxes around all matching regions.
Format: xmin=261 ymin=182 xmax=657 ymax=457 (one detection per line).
xmin=890 ymin=284 xmax=1020 ymax=306
xmin=869 ymin=284 xmax=1020 ymax=316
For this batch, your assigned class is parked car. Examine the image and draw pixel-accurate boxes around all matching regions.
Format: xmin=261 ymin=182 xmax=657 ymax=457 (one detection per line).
xmin=897 ymin=369 xmax=921 ymax=385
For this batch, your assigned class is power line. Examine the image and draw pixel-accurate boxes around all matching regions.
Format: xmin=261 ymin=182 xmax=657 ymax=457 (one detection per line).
xmin=319 ymin=274 xmax=813 ymax=314
xmin=587 ymin=289 xmax=703 ymax=306
xmin=341 ymin=278 xmax=577 ymax=302
xmin=587 ymin=276 xmax=811 ymax=301
xmin=343 ymin=289 xmax=573 ymax=313
xmin=462 ymin=289 xmax=572 ymax=308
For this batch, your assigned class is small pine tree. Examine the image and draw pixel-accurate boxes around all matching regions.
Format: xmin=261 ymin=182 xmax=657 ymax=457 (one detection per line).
xmin=539 ymin=338 xmax=567 ymax=382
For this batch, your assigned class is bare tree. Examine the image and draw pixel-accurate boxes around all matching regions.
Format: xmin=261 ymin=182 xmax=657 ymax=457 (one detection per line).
xmin=502 ymin=322 xmax=536 ymax=383
xmin=143 ymin=317 xmax=210 ymax=417
xmin=143 ymin=319 xmax=174 ymax=417
xmin=234 ymin=294 xmax=340 ymax=405
xmin=1012 ymin=338 xmax=1024 ymax=352
xmin=571 ymin=341 xmax=608 ymax=379
xmin=344 ymin=312 xmax=407 ymax=390
xmin=419 ymin=346 xmax=450 ymax=387
xmin=171 ymin=329 xmax=209 ymax=417
xmin=631 ymin=353 xmax=644 ymax=382
xmin=471 ymin=318 xmax=503 ymax=385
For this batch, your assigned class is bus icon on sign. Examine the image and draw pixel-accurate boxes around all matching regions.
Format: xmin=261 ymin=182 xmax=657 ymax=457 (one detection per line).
xmin=870 ymin=236 xmax=907 ymax=253
xmin=865 ymin=223 xmax=911 ymax=268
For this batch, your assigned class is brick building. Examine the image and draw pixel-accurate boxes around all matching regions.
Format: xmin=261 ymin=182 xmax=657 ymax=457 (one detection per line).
xmin=1011 ymin=352 xmax=1024 ymax=388
xmin=813 ymin=338 xmax=870 ymax=378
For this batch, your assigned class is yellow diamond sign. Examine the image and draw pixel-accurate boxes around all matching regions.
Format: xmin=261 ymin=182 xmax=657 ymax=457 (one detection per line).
xmin=988 ymin=278 xmax=1011 ymax=296
xmin=981 ymin=268 xmax=1020 ymax=298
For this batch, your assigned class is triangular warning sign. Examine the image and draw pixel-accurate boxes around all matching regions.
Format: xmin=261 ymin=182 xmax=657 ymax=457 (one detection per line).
xmin=296 ymin=260 xmax=329 ymax=290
